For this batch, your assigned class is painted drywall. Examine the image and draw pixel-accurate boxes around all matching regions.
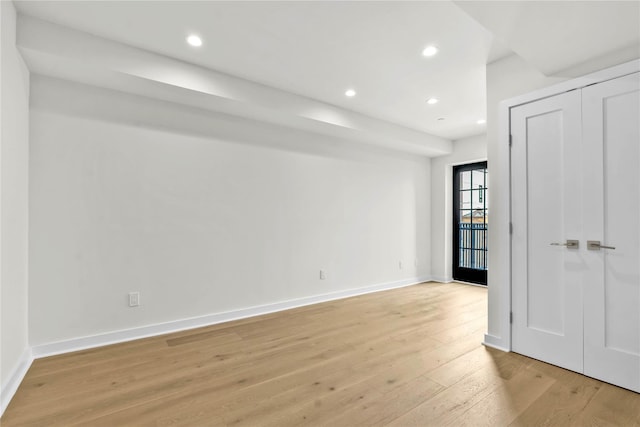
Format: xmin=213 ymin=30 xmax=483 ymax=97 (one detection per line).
xmin=28 ymin=76 xmax=432 ymax=346
xmin=484 ymin=53 xmax=568 ymax=347
xmin=0 ymin=0 xmax=31 ymax=414
xmin=430 ymin=134 xmax=487 ymax=282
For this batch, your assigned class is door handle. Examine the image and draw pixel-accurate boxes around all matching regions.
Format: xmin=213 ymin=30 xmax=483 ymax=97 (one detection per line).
xmin=587 ymin=240 xmax=616 ymax=250
xmin=550 ymin=239 xmax=579 ymax=249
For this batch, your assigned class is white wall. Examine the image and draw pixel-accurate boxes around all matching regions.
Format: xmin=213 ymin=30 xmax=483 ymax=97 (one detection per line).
xmin=484 ymin=53 xmax=568 ymax=348
xmin=430 ymin=134 xmax=486 ymax=282
xmin=0 ymin=0 xmax=31 ymax=414
xmin=28 ymin=77 xmax=432 ymax=347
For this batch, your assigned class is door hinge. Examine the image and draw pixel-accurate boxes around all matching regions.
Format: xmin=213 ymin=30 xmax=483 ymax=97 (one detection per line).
xmin=509 ymin=222 xmax=513 ymax=234
xmin=510 ymin=312 xmax=513 ymax=324
xmin=509 ymin=134 xmax=513 ymax=147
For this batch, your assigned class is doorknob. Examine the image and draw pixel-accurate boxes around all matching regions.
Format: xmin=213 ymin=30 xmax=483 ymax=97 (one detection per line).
xmin=587 ymin=240 xmax=616 ymax=250
xmin=550 ymin=240 xmax=579 ymax=249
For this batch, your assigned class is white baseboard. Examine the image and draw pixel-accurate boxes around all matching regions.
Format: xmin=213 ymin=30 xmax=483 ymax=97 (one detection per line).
xmin=431 ymin=276 xmax=453 ymax=283
xmin=1 ymin=347 xmax=34 ymax=417
xmin=483 ymin=333 xmax=510 ymax=352
xmin=32 ymin=275 xmax=433 ymax=359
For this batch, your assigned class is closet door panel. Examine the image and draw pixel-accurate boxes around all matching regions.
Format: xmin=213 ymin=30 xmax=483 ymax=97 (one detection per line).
xmin=510 ymin=90 xmax=584 ymax=373
xmin=583 ymin=72 xmax=640 ymax=392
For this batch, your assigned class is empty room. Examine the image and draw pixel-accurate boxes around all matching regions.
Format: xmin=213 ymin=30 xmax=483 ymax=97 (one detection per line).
xmin=1 ymin=1 xmax=639 ymax=425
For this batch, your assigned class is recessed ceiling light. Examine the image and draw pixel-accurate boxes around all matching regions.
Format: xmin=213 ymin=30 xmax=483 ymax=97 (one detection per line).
xmin=422 ymin=45 xmax=438 ymax=57
xmin=477 ymin=119 xmax=486 ymax=124
xmin=345 ymin=89 xmax=356 ymax=97
xmin=427 ymin=97 xmax=439 ymax=105
xmin=187 ymin=35 xmax=203 ymax=47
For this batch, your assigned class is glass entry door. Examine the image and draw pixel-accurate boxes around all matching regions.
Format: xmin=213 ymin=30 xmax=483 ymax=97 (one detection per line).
xmin=452 ymin=162 xmax=488 ymax=285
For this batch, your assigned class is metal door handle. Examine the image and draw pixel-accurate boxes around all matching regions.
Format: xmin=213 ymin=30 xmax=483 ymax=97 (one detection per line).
xmin=587 ymin=240 xmax=615 ymax=250
xmin=550 ymin=239 xmax=579 ymax=249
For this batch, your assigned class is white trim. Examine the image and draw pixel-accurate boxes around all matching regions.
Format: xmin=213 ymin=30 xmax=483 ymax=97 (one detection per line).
xmin=502 ymin=59 xmax=640 ymax=109
xmin=482 ymin=334 xmax=510 ymax=352
xmin=492 ymin=99 xmax=513 ymax=352
xmin=495 ymin=59 xmax=640 ymax=354
xmin=0 ymin=347 xmax=34 ymax=417
xmin=431 ymin=276 xmax=453 ymax=283
xmin=32 ymin=276 xmax=432 ymax=358
xmin=450 ymin=158 xmax=488 ymax=167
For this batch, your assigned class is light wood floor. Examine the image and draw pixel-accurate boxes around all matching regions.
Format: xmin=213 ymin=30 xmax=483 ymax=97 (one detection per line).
xmin=2 ymin=282 xmax=639 ymax=426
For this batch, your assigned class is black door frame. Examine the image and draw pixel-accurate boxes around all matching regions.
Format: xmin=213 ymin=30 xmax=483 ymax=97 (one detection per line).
xmin=452 ymin=161 xmax=488 ymax=285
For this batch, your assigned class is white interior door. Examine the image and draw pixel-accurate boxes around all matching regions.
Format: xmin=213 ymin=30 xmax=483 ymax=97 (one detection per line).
xmin=510 ymin=90 xmax=584 ymax=373
xmin=582 ymin=72 xmax=640 ymax=392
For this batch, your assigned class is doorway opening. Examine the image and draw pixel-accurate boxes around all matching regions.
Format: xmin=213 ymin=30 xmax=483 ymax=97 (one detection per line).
xmin=452 ymin=161 xmax=488 ymax=285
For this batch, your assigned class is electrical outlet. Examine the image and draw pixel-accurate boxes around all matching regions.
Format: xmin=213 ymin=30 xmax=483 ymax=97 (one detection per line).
xmin=128 ymin=292 xmax=140 ymax=307
xmin=319 ymin=270 xmax=326 ymax=280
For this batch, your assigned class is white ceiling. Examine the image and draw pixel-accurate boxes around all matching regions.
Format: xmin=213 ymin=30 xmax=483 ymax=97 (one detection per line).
xmin=456 ymin=1 xmax=640 ymax=77
xmin=13 ymin=1 xmax=640 ymax=141
xmin=14 ymin=1 xmax=507 ymax=140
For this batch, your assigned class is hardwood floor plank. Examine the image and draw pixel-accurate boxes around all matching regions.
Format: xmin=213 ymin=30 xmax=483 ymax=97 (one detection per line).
xmin=386 ymin=361 xmax=507 ymax=426
xmin=2 ymin=282 xmax=639 ymax=427
xmin=572 ymin=382 xmax=640 ymax=427
xmin=322 ymin=370 xmax=444 ymax=426
xmin=166 ymin=330 xmax=242 ymax=347
xmin=508 ymin=362 xmax=602 ymax=427
xmin=425 ymin=345 xmax=500 ymax=387
xmin=450 ymin=361 xmax=556 ymax=426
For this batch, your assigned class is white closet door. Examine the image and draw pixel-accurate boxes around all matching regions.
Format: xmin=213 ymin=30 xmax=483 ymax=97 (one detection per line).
xmin=582 ymin=72 xmax=640 ymax=392
xmin=511 ymin=90 xmax=584 ymax=372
